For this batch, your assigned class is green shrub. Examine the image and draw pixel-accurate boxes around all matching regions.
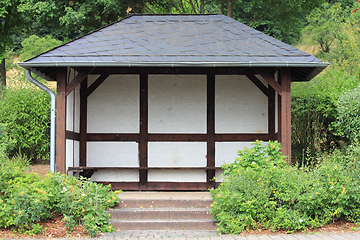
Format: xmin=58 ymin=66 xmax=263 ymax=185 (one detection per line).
xmin=334 ymin=85 xmax=360 ymax=144
xmin=0 ymin=87 xmax=51 ymax=161
xmin=0 ymin=165 xmax=120 ymax=237
xmin=210 ymin=141 xmax=360 ymax=234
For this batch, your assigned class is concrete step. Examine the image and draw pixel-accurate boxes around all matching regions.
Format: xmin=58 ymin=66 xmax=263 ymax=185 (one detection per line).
xmin=110 ymin=219 xmax=217 ymax=230
xmin=108 ymin=207 xmax=213 ymax=220
xmin=117 ymin=198 xmax=213 ymax=208
xmin=109 ymin=191 xmax=217 ymax=231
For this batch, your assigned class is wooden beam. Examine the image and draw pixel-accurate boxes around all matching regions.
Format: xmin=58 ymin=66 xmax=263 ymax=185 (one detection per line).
xmin=245 ymin=74 xmax=269 ymax=97
xmin=148 ymin=134 xmax=206 ymax=141
xmin=90 ymin=67 xmax=255 ymax=75
xmin=215 ymin=134 xmax=269 ymax=141
xmin=280 ymin=68 xmax=291 ymax=164
xmin=139 ymin=74 xmax=148 ymax=190
xmin=65 ymin=130 xmax=80 ymax=141
xmin=87 ymin=133 xmax=140 ymax=141
xmin=80 ymin=78 xmax=87 ymax=167
xmin=268 ymin=85 xmax=276 ymax=141
xmin=65 ymin=68 xmax=94 ymax=96
xmin=207 ymin=74 xmax=215 ymax=189
xmin=56 ymin=68 xmax=67 ymax=173
xmin=256 ymin=68 xmax=282 ymax=94
xmin=100 ymin=182 xmax=210 ymax=191
xmin=87 ymin=74 xmax=109 ymax=97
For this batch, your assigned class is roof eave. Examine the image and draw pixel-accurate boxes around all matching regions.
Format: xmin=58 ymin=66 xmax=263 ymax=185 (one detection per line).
xmin=18 ymin=61 xmax=329 ymax=82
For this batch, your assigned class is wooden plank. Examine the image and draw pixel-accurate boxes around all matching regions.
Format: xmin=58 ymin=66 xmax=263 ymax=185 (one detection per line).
xmin=256 ymin=68 xmax=282 ymax=94
xmin=56 ymin=68 xmax=67 ymax=173
xmin=65 ymin=68 xmax=94 ymax=96
xmin=68 ymin=166 xmax=222 ymax=170
xmin=245 ymin=74 xmax=269 ymax=97
xmin=101 ymin=182 xmax=140 ymax=191
xmin=207 ymin=74 xmax=215 ymax=189
xmin=65 ymin=130 xmax=80 ymax=141
xmin=80 ymin=78 xmax=87 ymax=167
xmin=277 ymin=72 xmax=282 ymax=143
xmin=139 ymin=74 xmax=148 ymax=189
xmin=87 ymin=133 xmax=140 ymax=141
xmin=148 ymin=134 xmax=206 ymax=141
xmin=215 ymin=134 xmax=269 ymax=141
xmin=280 ymin=68 xmax=292 ymax=164
xmin=146 ymin=182 xmax=209 ymax=191
xmin=91 ymin=67 xmax=255 ymax=75
xmin=268 ymin=85 xmax=276 ymax=141
xmin=87 ymin=74 xmax=109 ymax=97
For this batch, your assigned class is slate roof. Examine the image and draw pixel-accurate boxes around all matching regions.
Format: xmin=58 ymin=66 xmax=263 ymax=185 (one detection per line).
xmin=19 ymin=14 xmax=328 ymax=81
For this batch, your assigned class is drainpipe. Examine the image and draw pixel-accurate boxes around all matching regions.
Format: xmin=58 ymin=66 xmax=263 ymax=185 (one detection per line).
xmin=25 ymin=70 xmax=56 ymax=173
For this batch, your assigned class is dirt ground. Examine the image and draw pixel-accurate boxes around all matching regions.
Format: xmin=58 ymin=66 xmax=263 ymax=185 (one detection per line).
xmin=1 ymin=163 xmax=359 ymax=238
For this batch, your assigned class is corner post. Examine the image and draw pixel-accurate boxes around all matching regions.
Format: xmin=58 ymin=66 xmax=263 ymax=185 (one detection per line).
xmin=56 ymin=68 xmax=67 ymax=173
xmin=280 ymin=68 xmax=291 ymax=164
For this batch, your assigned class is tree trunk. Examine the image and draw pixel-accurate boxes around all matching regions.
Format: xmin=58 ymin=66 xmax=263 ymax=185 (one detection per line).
xmin=200 ymin=0 xmax=205 ymax=13
xmin=0 ymin=58 xmax=5 ymax=88
xmin=221 ymin=0 xmax=225 ymax=15
xmin=227 ymin=0 xmax=234 ymax=18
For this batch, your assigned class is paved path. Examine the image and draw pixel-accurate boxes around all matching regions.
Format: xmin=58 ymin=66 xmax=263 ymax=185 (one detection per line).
xmin=95 ymin=230 xmax=360 ymax=240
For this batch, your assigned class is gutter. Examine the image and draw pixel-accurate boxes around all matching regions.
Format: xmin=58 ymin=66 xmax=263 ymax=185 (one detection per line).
xmin=18 ymin=61 xmax=330 ymax=68
xmin=25 ymin=70 xmax=56 ymax=173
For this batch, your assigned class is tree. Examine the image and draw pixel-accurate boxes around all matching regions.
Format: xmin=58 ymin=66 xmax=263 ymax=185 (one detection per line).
xmin=305 ymin=3 xmax=344 ymax=53
xmin=222 ymin=0 xmax=325 ymax=43
xmin=0 ymin=0 xmax=31 ymax=87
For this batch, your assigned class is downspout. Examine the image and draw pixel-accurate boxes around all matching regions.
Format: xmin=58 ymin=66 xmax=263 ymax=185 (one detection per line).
xmin=25 ymin=70 xmax=56 ymax=173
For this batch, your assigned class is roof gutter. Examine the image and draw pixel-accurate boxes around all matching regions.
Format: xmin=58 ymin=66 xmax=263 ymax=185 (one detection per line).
xmin=25 ymin=70 xmax=56 ymax=173
xmin=18 ymin=61 xmax=330 ymax=69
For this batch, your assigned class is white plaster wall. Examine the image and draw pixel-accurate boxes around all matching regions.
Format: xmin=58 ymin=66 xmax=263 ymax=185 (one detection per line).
xmin=87 ymin=142 xmax=139 ymax=167
xmin=148 ymin=142 xmax=206 ymax=167
xmin=215 ymin=75 xmax=267 ymax=133
xmin=74 ymin=85 xmax=80 ymax=133
xmin=66 ymin=90 xmax=74 ymax=131
xmin=148 ymin=75 xmax=206 ymax=133
xmin=87 ymin=75 xmax=139 ymax=133
xmin=73 ymin=141 xmax=80 ymax=167
xmin=148 ymin=170 xmax=206 ymax=182
xmin=91 ymin=170 xmax=139 ymax=182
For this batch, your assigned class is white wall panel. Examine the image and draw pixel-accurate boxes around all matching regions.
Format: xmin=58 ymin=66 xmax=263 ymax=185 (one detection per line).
xmin=66 ymin=139 xmax=74 ymax=169
xmin=87 ymin=75 xmax=139 ymax=133
xmin=91 ymin=170 xmax=139 ymax=182
xmin=215 ymin=142 xmax=255 ymax=167
xmin=148 ymin=169 xmax=206 ymax=182
xmin=74 ymin=85 xmax=80 ymax=133
xmin=148 ymin=75 xmax=206 ymax=133
xmin=87 ymin=142 xmax=139 ymax=167
xmin=148 ymin=142 xmax=206 ymax=167
xmin=66 ymin=91 xmax=74 ymax=131
xmin=215 ymin=75 xmax=267 ymax=133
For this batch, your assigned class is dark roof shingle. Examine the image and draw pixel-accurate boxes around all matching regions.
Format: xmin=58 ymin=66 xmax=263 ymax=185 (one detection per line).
xmin=19 ymin=14 xmax=328 ymax=81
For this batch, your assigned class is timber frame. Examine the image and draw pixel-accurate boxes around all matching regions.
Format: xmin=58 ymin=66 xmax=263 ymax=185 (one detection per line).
xmin=56 ymin=66 xmax=291 ymax=191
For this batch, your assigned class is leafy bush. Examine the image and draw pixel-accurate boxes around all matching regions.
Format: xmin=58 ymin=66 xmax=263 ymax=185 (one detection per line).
xmin=210 ymin=141 xmax=360 ymax=234
xmin=334 ymin=85 xmax=360 ymax=144
xmin=0 ymin=87 xmax=51 ymax=161
xmin=0 ymin=164 xmax=120 ymax=237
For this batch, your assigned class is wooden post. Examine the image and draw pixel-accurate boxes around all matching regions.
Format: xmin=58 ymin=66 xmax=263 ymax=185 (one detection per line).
xmin=56 ymin=68 xmax=67 ymax=173
xmin=268 ymin=84 xmax=276 ymax=141
xmin=280 ymin=68 xmax=291 ymax=164
xmin=207 ymin=74 xmax=215 ymax=189
xmin=80 ymin=78 xmax=88 ymax=166
xmin=139 ymin=74 xmax=148 ymax=190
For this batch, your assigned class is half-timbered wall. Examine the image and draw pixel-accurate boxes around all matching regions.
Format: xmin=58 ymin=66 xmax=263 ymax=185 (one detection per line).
xmin=65 ymin=73 xmax=273 ymax=183
xmin=87 ymin=75 xmax=140 ymax=181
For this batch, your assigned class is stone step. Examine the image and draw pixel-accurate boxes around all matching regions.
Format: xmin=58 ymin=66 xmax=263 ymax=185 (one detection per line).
xmin=110 ymin=219 xmax=217 ymax=230
xmin=117 ymin=198 xmax=213 ymax=208
xmin=108 ymin=207 xmax=212 ymax=220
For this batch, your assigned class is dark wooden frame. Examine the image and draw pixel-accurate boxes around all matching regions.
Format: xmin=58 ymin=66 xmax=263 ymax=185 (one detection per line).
xmin=58 ymin=66 xmax=291 ymax=190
